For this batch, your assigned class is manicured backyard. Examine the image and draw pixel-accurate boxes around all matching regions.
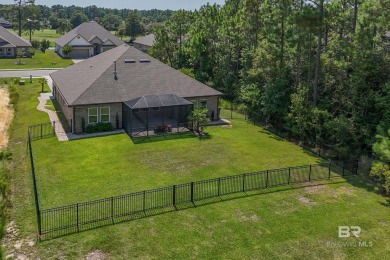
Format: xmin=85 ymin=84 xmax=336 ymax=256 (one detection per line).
xmin=9 ymin=29 xmax=62 ymax=47
xmin=4 ymin=79 xmax=390 ymax=259
xmin=0 ymin=50 xmax=73 ymax=69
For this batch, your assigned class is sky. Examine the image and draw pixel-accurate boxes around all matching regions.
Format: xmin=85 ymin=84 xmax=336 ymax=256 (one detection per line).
xmin=3 ymin=0 xmax=226 ymax=10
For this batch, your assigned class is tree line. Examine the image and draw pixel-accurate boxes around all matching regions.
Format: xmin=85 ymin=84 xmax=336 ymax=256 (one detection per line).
xmin=149 ymin=0 xmax=390 ymax=194
xmin=0 ymin=2 xmax=173 ymax=39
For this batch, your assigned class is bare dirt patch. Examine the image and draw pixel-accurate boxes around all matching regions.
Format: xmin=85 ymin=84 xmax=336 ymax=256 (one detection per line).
xmin=298 ymin=195 xmax=318 ymax=206
xmin=235 ymin=208 xmax=260 ymax=222
xmin=304 ymin=185 xmax=328 ymax=194
xmin=0 ymin=87 xmax=13 ymax=150
xmin=86 ymin=250 xmax=109 ymax=260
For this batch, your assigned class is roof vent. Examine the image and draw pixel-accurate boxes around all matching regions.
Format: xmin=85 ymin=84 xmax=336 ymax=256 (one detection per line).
xmin=139 ymin=59 xmax=150 ymax=63
xmin=124 ymin=59 xmax=136 ymax=63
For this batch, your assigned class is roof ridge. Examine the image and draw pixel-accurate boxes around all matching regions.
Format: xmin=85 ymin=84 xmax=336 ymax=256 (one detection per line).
xmin=71 ymin=45 xmax=128 ymax=105
xmin=158 ymin=94 xmax=164 ymax=106
xmin=143 ymin=96 xmax=149 ymax=107
xmin=173 ymin=94 xmax=179 ymax=105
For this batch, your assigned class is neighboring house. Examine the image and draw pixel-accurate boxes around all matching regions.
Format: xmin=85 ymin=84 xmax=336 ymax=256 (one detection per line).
xmin=133 ymin=34 xmax=155 ymax=53
xmin=50 ymin=44 xmax=223 ymax=134
xmin=0 ymin=17 xmax=12 ymax=29
xmin=55 ymin=21 xmax=125 ymax=59
xmin=0 ymin=26 xmax=31 ymax=58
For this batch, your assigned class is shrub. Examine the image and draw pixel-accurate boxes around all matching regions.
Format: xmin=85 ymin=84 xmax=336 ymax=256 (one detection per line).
xmin=85 ymin=122 xmax=113 ymax=133
xmin=8 ymin=84 xmax=19 ymax=107
xmin=0 ymin=151 xmax=12 ymax=160
xmin=30 ymin=39 xmax=41 ymax=49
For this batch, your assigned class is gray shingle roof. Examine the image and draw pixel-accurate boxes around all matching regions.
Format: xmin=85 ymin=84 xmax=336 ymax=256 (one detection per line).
xmin=133 ymin=34 xmax=155 ymax=47
xmin=50 ymin=45 xmax=222 ymax=106
xmin=0 ymin=26 xmax=31 ymax=47
xmin=55 ymin=21 xmax=125 ymax=47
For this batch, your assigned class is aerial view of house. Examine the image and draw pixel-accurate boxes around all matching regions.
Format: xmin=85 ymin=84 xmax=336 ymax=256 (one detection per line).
xmin=55 ymin=21 xmax=125 ymax=59
xmin=1 ymin=1 xmax=390 ymax=259
xmin=50 ymin=44 xmax=222 ymax=134
xmin=0 ymin=26 xmax=31 ymax=58
xmin=133 ymin=33 xmax=155 ymax=52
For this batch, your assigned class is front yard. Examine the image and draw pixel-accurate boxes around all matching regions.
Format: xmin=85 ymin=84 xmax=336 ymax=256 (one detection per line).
xmin=0 ymin=50 xmax=73 ymax=69
xmin=3 ymin=79 xmax=390 ymax=259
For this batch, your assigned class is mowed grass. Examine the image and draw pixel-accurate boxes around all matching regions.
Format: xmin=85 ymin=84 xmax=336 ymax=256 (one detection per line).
xmin=33 ymin=120 xmax=321 ymax=208
xmin=5 ymin=80 xmax=390 ymax=259
xmin=0 ymin=50 xmax=73 ymax=69
xmin=9 ymin=29 xmax=62 ymax=47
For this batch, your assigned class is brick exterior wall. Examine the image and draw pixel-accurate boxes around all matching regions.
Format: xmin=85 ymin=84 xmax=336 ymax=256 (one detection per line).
xmin=73 ymin=103 xmax=123 ymax=133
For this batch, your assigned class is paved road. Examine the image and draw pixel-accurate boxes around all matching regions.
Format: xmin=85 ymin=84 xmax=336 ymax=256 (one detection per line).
xmin=0 ymin=69 xmax=58 ymax=78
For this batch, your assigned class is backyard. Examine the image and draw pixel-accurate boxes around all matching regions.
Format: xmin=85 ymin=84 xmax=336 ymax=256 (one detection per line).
xmin=3 ymin=79 xmax=390 ymax=259
xmin=9 ymin=29 xmax=62 ymax=47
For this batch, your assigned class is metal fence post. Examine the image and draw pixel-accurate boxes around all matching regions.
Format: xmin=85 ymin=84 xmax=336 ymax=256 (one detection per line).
xmin=355 ymin=160 xmax=359 ymax=175
xmin=218 ymin=178 xmax=221 ymax=196
xmin=76 ymin=203 xmax=79 ymax=232
xmin=309 ymin=165 xmax=312 ymax=181
xmin=40 ymin=123 xmax=43 ymax=139
xmin=242 ymin=174 xmax=246 ymax=192
xmin=143 ymin=190 xmax=146 ymax=213
xmin=266 ymin=170 xmax=269 ymax=188
xmin=172 ymin=185 xmax=176 ymax=208
xmin=288 ymin=168 xmax=291 ymax=184
xmin=111 ymin=197 xmax=114 ymax=224
xmin=328 ymin=161 xmax=332 ymax=179
xmin=342 ymin=162 xmax=345 ymax=176
xmin=190 ymin=182 xmax=194 ymax=204
xmin=53 ymin=121 xmax=56 ymax=135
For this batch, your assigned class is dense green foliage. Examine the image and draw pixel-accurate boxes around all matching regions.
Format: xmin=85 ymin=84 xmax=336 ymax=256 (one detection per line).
xmin=85 ymin=122 xmax=113 ymax=133
xmin=151 ymin=0 xmax=390 ymax=160
xmin=0 ymin=4 xmax=173 ymax=38
xmin=370 ymin=128 xmax=390 ymax=195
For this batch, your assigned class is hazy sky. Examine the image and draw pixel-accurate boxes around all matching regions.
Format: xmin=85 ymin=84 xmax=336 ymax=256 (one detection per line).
xmin=3 ymin=0 xmax=226 ymax=10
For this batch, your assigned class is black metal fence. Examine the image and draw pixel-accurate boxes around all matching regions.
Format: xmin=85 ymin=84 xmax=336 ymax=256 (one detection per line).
xmin=27 ymin=122 xmax=358 ymax=241
xmin=38 ymin=161 xmax=356 ymax=240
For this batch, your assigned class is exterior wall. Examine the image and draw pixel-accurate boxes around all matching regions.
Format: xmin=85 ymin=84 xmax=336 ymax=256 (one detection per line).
xmin=73 ymin=103 xmax=123 ymax=133
xmin=90 ymin=37 xmax=103 ymax=45
xmin=53 ymin=83 xmax=73 ymax=125
xmin=0 ymin=47 xmax=15 ymax=57
xmin=186 ymin=96 xmax=220 ymax=121
xmin=133 ymin=43 xmax=151 ymax=53
xmin=68 ymin=35 xmax=91 ymax=46
xmin=55 ymin=43 xmax=63 ymax=56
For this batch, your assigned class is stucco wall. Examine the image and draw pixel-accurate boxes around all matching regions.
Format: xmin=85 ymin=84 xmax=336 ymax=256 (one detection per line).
xmin=73 ymin=103 xmax=123 ymax=133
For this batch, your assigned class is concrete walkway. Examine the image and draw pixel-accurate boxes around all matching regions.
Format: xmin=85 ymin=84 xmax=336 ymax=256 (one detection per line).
xmin=36 ymin=93 xmax=69 ymax=141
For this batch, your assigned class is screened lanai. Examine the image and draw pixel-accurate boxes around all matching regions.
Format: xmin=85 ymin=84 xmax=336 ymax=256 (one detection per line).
xmin=122 ymin=94 xmax=193 ymax=137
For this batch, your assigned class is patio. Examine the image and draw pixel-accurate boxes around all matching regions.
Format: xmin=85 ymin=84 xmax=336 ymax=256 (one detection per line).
xmin=122 ymin=94 xmax=193 ymax=137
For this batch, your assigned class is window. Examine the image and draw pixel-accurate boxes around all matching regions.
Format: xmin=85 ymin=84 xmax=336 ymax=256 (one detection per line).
xmin=88 ymin=107 xmax=98 ymax=124
xmin=199 ymin=99 xmax=208 ymax=109
xmin=100 ymin=107 xmax=110 ymax=122
xmin=190 ymin=100 xmax=198 ymax=108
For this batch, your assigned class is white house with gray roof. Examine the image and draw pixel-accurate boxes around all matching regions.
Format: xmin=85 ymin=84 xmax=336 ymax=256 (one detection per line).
xmin=55 ymin=21 xmax=125 ymax=59
xmin=50 ymin=44 xmax=223 ymax=134
xmin=0 ymin=26 xmax=31 ymax=58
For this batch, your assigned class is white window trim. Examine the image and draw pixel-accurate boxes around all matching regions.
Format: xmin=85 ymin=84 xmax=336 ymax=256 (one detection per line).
xmin=88 ymin=107 xmax=98 ymax=124
xmin=99 ymin=106 xmax=110 ymax=122
xmin=199 ymin=99 xmax=208 ymax=109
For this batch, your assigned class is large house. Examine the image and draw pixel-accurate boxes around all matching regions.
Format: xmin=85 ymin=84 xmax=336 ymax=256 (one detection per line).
xmin=50 ymin=44 xmax=222 ymax=135
xmin=55 ymin=21 xmax=125 ymax=59
xmin=0 ymin=26 xmax=31 ymax=58
xmin=133 ymin=34 xmax=155 ymax=53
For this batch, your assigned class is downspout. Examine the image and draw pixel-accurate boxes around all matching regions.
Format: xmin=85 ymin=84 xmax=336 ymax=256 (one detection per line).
xmin=72 ymin=106 xmax=75 ymax=134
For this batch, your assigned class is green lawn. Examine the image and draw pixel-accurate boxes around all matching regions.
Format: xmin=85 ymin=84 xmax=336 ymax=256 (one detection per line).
xmin=33 ymin=120 xmax=321 ymax=208
xmin=0 ymin=50 xmax=73 ymax=69
xmin=4 ymin=79 xmax=390 ymax=259
xmin=9 ymin=29 xmax=62 ymax=47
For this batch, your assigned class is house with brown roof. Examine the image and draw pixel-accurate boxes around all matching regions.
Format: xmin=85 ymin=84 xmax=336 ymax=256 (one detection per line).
xmin=55 ymin=21 xmax=125 ymax=59
xmin=133 ymin=34 xmax=155 ymax=53
xmin=0 ymin=26 xmax=32 ymax=58
xmin=50 ymin=44 xmax=222 ymax=135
